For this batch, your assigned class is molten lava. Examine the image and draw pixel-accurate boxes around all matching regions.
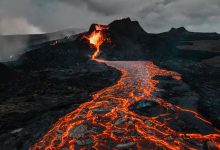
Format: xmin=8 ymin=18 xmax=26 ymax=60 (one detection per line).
xmin=83 ymin=25 xmax=109 ymax=60
xmin=30 ymin=25 xmax=220 ymax=150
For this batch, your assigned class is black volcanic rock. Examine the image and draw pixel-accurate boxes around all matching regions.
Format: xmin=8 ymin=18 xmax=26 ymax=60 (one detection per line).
xmin=129 ymin=100 xmax=166 ymax=117
xmin=0 ymin=63 xmax=16 ymax=83
xmin=12 ymin=38 xmax=92 ymax=70
xmin=89 ymin=24 xmax=98 ymax=32
xmin=154 ymin=59 xmax=220 ymax=129
xmin=98 ymin=18 xmax=220 ymax=61
xmin=109 ymin=18 xmax=147 ymax=38
xmin=169 ymin=27 xmax=188 ymax=33
xmin=99 ymin=18 xmax=150 ymax=60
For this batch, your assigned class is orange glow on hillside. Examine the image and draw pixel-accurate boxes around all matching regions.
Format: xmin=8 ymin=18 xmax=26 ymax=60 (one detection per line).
xmin=95 ymin=25 xmax=109 ymax=31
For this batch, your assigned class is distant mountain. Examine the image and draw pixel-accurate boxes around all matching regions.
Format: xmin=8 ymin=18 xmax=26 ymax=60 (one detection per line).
xmin=169 ymin=27 xmax=188 ymax=33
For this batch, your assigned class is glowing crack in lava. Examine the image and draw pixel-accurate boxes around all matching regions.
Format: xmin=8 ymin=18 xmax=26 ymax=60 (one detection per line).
xmin=31 ymin=26 xmax=220 ymax=149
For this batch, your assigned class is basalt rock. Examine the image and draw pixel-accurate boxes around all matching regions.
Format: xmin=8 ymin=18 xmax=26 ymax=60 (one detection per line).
xmin=129 ymin=100 xmax=166 ymax=117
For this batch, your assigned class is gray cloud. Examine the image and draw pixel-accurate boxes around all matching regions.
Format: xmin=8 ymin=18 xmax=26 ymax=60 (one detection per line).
xmin=0 ymin=17 xmax=42 ymax=35
xmin=59 ymin=0 xmax=124 ymax=16
xmin=138 ymin=0 xmax=220 ymax=32
xmin=0 ymin=0 xmax=220 ymax=34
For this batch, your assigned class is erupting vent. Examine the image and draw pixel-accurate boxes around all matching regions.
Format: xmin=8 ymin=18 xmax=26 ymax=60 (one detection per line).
xmin=83 ymin=25 xmax=109 ymax=60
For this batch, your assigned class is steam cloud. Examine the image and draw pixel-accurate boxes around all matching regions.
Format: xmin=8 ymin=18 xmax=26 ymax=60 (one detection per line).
xmin=0 ymin=18 xmax=42 ymax=35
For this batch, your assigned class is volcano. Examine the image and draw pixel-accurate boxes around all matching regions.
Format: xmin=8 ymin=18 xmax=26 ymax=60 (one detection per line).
xmin=0 ymin=18 xmax=220 ymax=150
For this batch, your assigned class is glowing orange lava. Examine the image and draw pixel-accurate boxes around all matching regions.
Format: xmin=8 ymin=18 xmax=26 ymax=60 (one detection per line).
xmin=30 ymin=26 xmax=220 ymax=150
xmin=83 ymin=25 xmax=109 ymax=60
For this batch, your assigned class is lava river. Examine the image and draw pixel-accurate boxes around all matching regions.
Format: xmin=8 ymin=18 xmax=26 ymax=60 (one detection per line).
xmin=31 ymin=26 xmax=220 ymax=150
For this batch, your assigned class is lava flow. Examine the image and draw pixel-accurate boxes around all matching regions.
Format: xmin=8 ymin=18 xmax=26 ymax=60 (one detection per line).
xmin=30 ymin=26 xmax=220 ymax=150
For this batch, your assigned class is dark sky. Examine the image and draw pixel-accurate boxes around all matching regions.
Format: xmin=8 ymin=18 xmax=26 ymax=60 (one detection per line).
xmin=0 ymin=0 xmax=220 ymax=35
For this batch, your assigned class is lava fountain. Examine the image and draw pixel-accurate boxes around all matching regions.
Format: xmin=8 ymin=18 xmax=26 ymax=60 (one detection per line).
xmin=30 ymin=24 xmax=220 ymax=150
